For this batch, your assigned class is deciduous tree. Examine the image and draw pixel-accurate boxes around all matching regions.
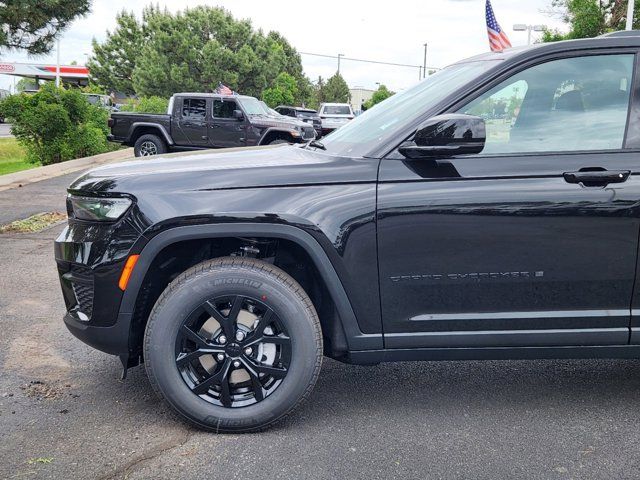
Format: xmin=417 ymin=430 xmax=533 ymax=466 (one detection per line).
xmin=262 ymin=72 xmax=298 ymax=107
xmin=363 ymin=84 xmax=394 ymax=109
xmin=543 ymin=0 xmax=640 ymax=41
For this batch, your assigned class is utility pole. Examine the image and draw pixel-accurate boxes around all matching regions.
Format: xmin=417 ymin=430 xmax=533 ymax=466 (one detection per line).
xmin=626 ymin=0 xmax=635 ymax=30
xmin=422 ymin=43 xmax=428 ymax=79
xmin=337 ymin=53 xmax=344 ymax=74
xmin=55 ymin=38 xmax=61 ymax=88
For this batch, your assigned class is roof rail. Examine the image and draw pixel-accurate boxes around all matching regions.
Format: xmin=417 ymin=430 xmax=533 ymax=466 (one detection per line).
xmin=599 ymin=30 xmax=640 ymax=38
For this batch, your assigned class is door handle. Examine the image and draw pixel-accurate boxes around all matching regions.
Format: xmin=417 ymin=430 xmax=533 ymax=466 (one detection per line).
xmin=211 ymin=124 xmax=220 ymax=128
xmin=563 ymin=169 xmax=630 ymax=187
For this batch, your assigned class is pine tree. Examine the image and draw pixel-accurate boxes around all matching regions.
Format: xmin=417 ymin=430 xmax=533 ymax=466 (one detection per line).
xmin=0 ymin=0 xmax=90 ymax=55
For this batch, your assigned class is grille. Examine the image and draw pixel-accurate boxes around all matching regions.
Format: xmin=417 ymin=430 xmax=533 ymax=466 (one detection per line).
xmin=302 ymin=126 xmax=315 ymax=139
xmin=68 ymin=264 xmax=94 ymax=319
xmin=72 ymin=282 xmax=94 ymax=318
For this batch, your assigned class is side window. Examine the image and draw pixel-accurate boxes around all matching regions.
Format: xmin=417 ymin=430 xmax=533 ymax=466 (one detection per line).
xmin=213 ymin=100 xmax=237 ymax=119
xmin=459 ymin=54 xmax=634 ymax=154
xmin=182 ymin=98 xmax=206 ymax=119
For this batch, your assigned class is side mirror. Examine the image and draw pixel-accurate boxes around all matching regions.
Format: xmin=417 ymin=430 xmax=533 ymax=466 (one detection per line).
xmin=398 ymin=114 xmax=485 ymax=159
xmin=233 ymin=109 xmax=244 ymax=121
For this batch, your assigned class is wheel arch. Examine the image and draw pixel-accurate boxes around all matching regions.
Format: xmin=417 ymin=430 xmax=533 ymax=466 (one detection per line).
xmin=258 ymin=128 xmax=297 ymax=145
xmin=127 ymin=122 xmax=174 ymax=146
xmin=120 ymin=223 xmax=381 ymax=361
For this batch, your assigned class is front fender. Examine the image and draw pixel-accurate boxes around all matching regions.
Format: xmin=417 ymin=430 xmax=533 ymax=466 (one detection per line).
xmin=258 ymin=127 xmax=299 ymax=145
xmin=119 ymin=222 xmax=383 ymax=351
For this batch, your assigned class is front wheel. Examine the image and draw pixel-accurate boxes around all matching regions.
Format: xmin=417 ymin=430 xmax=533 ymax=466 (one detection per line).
xmin=134 ymin=134 xmax=167 ymax=157
xmin=268 ymin=138 xmax=290 ymax=145
xmin=143 ymin=257 xmax=323 ymax=432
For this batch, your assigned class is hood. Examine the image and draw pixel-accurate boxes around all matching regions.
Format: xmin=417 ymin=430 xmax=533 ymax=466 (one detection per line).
xmin=250 ymin=115 xmax=308 ymax=129
xmin=69 ymin=145 xmax=378 ymax=196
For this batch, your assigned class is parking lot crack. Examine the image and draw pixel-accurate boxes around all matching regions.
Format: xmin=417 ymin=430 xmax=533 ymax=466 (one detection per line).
xmin=97 ymin=428 xmax=192 ymax=480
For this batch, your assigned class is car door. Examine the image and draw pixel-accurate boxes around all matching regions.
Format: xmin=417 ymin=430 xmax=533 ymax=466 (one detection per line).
xmin=377 ymin=51 xmax=640 ymax=349
xmin=175 ymin=97 xmax=209 ymax=146
xmin=210 ymin=98 xmax=247 ymax=148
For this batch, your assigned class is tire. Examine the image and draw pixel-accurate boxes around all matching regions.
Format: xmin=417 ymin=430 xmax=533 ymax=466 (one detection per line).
xmin=268 ymin=138 xmax=290 ymax=145
xmin=134 ymin=134 xmax=167 ymax=157
xmin=143 ymin=257 xmax=323 ymax=433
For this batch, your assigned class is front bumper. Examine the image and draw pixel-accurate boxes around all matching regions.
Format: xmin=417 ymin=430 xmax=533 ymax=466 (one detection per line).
xmin=55 ymin=214 xmax=146 ymax=356
xmin=63 ymin=311 xmax=133 ymax=356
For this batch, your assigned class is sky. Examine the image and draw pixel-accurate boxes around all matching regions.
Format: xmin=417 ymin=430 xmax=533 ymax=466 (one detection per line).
xmin=0 ymin=0 xmax=566 ymax=93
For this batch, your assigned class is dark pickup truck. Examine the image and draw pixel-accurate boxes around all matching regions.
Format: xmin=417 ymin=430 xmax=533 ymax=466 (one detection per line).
xmin=108 ymin=93 xmax=316 ymax=156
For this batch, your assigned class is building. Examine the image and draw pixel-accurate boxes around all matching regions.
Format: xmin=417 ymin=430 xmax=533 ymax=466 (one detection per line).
xmin=349 ymin=87 xmax=375 ymax=114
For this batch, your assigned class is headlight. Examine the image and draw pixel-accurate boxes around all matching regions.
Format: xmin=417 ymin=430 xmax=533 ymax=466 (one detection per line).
xmin=67 ymin=195 xmax=132 ymax=222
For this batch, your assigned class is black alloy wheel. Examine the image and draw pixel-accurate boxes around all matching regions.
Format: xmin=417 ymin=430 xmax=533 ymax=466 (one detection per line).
xmin=175 ymin=295 xmax=291 ymax=408
xmin=144 ymin=257 xmax=323 ymax=432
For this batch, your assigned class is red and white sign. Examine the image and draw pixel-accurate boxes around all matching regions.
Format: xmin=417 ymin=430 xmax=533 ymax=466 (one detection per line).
xmin=0 ymin=62 xmax=89 ymax=81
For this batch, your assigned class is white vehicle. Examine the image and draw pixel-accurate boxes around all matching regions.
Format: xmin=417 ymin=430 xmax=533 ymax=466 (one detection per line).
xmin=318 ymin=102 xmax=354 ymax=134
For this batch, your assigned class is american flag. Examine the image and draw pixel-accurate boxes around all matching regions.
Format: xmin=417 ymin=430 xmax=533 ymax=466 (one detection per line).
xmin=486 ymin=0 xmax=512 ymax=52
xmin=215 ymin=82 xmax=233 ymax=95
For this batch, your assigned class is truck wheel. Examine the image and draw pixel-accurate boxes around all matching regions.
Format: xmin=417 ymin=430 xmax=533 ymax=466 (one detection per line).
xmin=134 ymin=134 xmax=167 ymax=157
xmin=268 ymin=138 xmax=290 ymax=145
xmin=143 ymin=257 xmax=323 ymax=433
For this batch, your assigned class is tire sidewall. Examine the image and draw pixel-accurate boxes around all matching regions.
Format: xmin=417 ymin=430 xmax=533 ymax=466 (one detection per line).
xmin=145 ymin=262 xmax=320 ymax=431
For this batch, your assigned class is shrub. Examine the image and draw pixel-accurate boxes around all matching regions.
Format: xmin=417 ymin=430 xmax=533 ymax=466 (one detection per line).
xmin=119 ymin=96 xmax=168 ymax=114
xmin=0 ymin=83 xmax=112 ymax=165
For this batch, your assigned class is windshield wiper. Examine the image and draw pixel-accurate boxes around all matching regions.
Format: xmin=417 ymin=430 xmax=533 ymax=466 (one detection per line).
xmin=307 ymin=140 xmax=326 ymax=150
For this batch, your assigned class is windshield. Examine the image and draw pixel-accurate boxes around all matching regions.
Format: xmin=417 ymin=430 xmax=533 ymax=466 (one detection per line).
xmin=319 ymin=59 xmax=502 ymax=157
xmin=238 ymin=97 xmax=270 ymax=116
xmin=322 ymin=105 xmax=351 ymax=115
xmin=297 ymin=110 xmax=317 ymax=118
xmin=85 ymin=95 xmax=100 ymax=105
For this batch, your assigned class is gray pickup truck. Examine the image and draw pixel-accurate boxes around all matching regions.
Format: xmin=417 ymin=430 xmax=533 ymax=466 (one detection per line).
xmin=108 ymin=93 xmax=316 ymax=157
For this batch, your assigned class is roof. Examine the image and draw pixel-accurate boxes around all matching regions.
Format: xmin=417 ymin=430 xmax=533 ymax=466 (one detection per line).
xmin=172 ymin=92 xmax=253 ymax=99
xmin=455 ymin=34 xmax=640 ymax=66
xmin=276 ymin=105 xmax=317 ymax=112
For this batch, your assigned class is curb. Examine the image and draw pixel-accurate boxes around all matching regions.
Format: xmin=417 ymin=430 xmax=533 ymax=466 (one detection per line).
xmin=0 ymin=148 xmax=134 ymax=192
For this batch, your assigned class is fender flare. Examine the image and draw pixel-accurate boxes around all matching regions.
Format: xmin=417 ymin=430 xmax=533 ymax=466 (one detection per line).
xmin=119 ymin=223 xmax=382 ymax=351
xmin=127 ymin=122 xmax=174 ymax=146
xmin=258 ymin=127 xmax=298 ymax=145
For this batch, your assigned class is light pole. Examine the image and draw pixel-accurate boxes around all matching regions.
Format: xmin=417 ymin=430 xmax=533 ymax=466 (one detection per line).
xmin=626 ymin=0 xmax=635 ymax=30
xmin=422 ymin=43 xmax=428 ymax=79
xmin=513 ymin=24 xmax=546 ymax=45
xmin=337 ymin=53 xmax=344 ymax=74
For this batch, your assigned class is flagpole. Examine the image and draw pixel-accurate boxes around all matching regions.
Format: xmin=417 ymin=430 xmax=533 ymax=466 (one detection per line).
xmin=626 ymin=0 xmax=634 ymax=30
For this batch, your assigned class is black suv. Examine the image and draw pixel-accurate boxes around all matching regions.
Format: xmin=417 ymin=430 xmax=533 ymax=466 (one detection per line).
xmin=275 ymin=105 xmax=323 ymax=138
xmin=56 ymin=34 xmax=640 ymax=432
xmin=108 ymin=93 xmax=316 ymax=156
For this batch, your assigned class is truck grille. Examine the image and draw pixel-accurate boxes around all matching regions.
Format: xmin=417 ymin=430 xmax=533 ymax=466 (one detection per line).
xmin=302 ymin=126 xmax=315 ymax=139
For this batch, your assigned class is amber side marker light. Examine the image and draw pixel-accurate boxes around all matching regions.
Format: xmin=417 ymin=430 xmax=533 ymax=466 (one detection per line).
xmin=119 ymin=255 xmax=140 ymax=291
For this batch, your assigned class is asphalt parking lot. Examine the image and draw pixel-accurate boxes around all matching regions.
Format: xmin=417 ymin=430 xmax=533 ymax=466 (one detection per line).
xmin=3 ymin=174 xmax=640 ymax=479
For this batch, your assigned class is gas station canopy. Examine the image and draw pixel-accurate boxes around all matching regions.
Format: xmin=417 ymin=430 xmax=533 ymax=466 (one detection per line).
xmin=0 ymin=61 xmax=89 ymax=85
